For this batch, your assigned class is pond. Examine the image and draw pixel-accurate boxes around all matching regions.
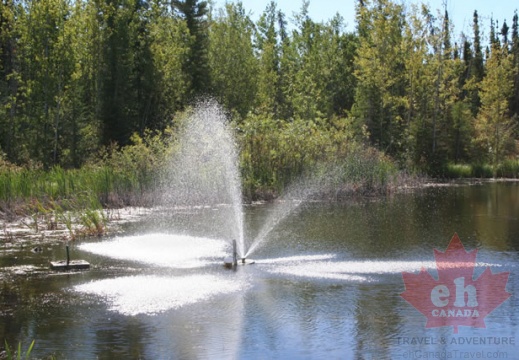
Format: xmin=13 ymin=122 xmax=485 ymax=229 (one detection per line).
xmin=1 ymin=181 xmax=518 ymax=359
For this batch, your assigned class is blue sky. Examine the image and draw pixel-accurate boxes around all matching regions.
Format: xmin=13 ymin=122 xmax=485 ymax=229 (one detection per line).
xmin=213 ymin=0 xmax=517 ymax=40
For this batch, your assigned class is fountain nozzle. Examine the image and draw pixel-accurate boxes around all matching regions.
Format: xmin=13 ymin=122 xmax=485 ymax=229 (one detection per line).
xmin=232 ymin=240 xmax=238 ymax=267
xmin=241 ymin=258 xmax=246 ymax=264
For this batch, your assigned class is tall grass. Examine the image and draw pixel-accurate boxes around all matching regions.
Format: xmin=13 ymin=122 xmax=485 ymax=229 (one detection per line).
xmin=0 ymin=131 xmax=169 ymax=217
xmin=3 ymin=340 xmax=35 ymax=360
xmin=0 ymin=115 xmax=406 ymax=218
xmin=496 ymin=159 xmax=519 ymax=177
xmin=446 ymin=160 xmax=519 ymax=178
xmin=0 ymin=166 xmax=150 ymax=206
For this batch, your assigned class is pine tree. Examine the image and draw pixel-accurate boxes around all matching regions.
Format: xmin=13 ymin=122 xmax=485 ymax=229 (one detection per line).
xmin=99 ymin=0 xmax=156 ymax=146
xmin=352 ymin=0 xmax=407 ymax=157
xmin=466 ymin=10 xmax=484 ymax=116
xmin=172 ymin=0 xmax=211 ymax=97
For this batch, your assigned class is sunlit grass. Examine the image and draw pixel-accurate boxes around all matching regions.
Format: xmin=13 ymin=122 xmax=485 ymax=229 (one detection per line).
xmin=446 ymin=161 xmax=519 ymax=179
xmin=496 ymin=159 xmax=519 ymax=178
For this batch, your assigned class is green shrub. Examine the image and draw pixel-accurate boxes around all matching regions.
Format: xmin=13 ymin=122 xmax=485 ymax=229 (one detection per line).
xmin=496 ymin=159 xmax=519 ymax=177
xmin=445 ymin=163 xmax=473 ymax=178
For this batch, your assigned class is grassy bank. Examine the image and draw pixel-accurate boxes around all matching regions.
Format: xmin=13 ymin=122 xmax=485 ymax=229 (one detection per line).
xmin=0 ymin=115 xmax=406 ymax=221
xmin=445 ymin=160 xmax=519 ymax=178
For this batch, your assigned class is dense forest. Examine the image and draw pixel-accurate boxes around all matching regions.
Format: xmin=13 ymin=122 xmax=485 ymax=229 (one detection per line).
xmin=1 ymin=0 xmax=519 ymax=177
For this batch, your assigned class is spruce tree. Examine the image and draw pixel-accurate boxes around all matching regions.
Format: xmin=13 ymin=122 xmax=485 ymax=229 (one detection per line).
xmin=172 ymin=0 xmax=211 ymax=97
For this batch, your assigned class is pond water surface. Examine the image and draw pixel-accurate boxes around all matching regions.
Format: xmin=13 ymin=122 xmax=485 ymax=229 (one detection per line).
xmin=1 ymin=181 xmax=518 ymax=359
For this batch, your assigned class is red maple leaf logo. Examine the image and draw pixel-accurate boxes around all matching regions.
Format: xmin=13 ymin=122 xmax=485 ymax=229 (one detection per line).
xmin=401 ymin=233 xmax=511 ymax=333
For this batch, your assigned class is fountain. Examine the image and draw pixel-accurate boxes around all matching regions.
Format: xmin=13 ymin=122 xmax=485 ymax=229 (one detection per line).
xmin=161 ymin=100 xmax=247 ymax=259
xmin=75 ymin=100 xmax=323 ymax=315
xmin=158 ymin=100 xmax=306 ymax=262
xmin=223 ymin=239 xmax=238 ymax=268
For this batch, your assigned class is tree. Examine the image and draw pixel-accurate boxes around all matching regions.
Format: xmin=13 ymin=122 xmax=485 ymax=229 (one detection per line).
xmin=98 ymin=0 xmax=156 ymax=146
xmin=148 ymin=0 xmax=191 ymax=123
xmin=510 ymin=12 xmax=519 ymax=120
xmin=208 ymin=3 xmax=257 ymax=118
xmin=473 ymin=42 xmax=517 ymax=173
xmin=321 ymin=14 xmax=358 ymax=117
xmin=0 ymin=0 xmax=19 ymax=161
xmin=58 ymin=0 xmax=103 ymax=166
xmin=172 ymin=0 xmax=210 ymax=97
xmin=352 ymin=0 xmax=407 ymax=157
xmin=254 ymin=1 xmax=281 ymax=116
xmin=466 ymin=10 xmax=484 ymax=116
xmin=284 ymin=2 xmax=331 ymax=120
xmin=15 ymin=0 xmax=74 ymax=166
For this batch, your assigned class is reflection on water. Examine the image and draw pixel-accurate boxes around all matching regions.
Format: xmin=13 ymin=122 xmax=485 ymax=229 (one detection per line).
xmin=1 ymin=182 xmax=518 ymax=358
xmin=74 ymin=274 xmax=248 ymax=316
xmin=262 ymin=259 xmax=438 ymax=282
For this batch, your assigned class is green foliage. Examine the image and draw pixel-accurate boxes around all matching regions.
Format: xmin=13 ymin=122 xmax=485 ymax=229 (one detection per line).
xmin=0 ymin=130 xmax=172 ymax=219
xmin=1 ymin=0 xmax=519 ymax=192
xmin=3 ymin=339 xmax=35 ymax=360
xmin=445 ymin=163 xmax=473 ymax=178
xmin=444 ymin=162 xmax=514 ymax=178
xmin=173 ymin=0 xmax=211 ymax=97
xmin=473 ymin=42 xmax=517 ymax=175
xmin=497 ymin=159 xmax=519 ymax=177
xmin=209 ymin=3 xmax=258 ymax=117
xmin=353 ymin=0 xmax=407 ymax=157
xmin=237 ymin=113 xmax=394 ymax=199
xmin=79 ymin=209 xmax=107 ymax=237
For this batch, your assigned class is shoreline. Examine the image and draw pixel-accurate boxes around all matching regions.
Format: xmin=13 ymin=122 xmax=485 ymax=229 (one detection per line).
xmin=3 ymin=177 xmax=519 ymax=248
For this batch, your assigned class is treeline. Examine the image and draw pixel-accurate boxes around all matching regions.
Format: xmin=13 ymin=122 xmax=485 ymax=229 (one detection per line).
xmin=0 ymin=0 xmax=518 ymax=175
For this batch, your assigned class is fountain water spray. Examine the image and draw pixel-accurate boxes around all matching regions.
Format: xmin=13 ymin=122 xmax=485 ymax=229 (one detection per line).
xmin=161 ymin=101 xmax=334 ymax=262
xmin=244 ymin=172 xmax=325 ymax=258
xmin=163 ymin=100 xmax=246 ymax=257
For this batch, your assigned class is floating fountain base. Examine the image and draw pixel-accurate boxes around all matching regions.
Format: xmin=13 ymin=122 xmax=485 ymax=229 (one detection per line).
xmin=50 ymin=260 xmax=90 ymax=271
xmin=223 ymin=256 xmax=234 ymax=269
xmin=50 ymin=245 xmax=90 ymax=271
xmin=223 ymin=257 xmax=254 ymax=268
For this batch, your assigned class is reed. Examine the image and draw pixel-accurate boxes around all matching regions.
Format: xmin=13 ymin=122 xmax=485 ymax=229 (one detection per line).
xmin=78 ymin=209 xmax=107 ymax=237
xmin=3 ymin=340 xmax=35 ymax=360
xmin=445 ymin=163 xmax=474 ymax=178
xmin=445 ymin=161 xmax=519 ymax=179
